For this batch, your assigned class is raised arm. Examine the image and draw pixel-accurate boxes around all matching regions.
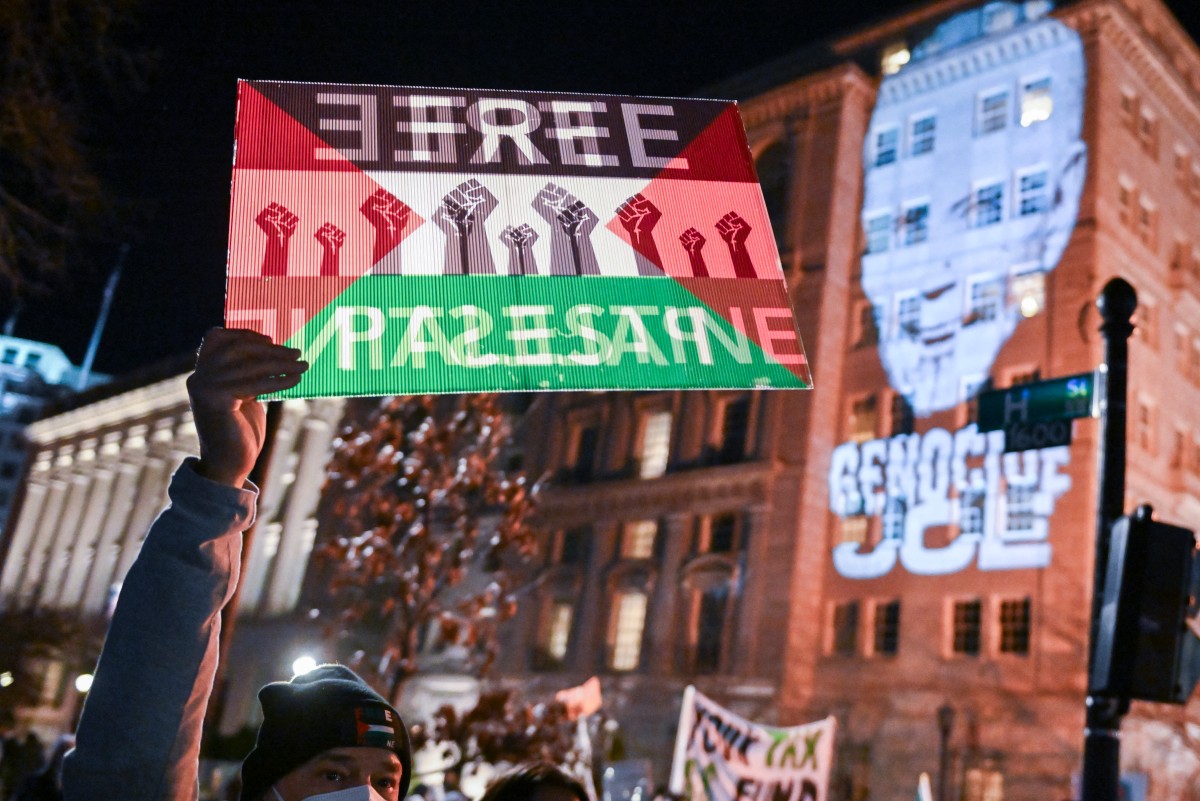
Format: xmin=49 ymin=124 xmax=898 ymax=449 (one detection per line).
xmin=63 ymin=329 xmax=306 ymax=801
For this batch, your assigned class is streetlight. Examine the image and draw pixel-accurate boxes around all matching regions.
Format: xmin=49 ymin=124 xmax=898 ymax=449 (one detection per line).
xmin=937 ymin=703 xmax=955 ymax=801
xmin=75 ymin=673 xmax=94 ymax=693
xmin=292 ymin=655 xmax=318 ymax=677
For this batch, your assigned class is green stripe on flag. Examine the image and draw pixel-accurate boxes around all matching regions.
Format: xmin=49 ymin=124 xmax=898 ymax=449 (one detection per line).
xmin=269 ymin=276 xmax=809 ymax=397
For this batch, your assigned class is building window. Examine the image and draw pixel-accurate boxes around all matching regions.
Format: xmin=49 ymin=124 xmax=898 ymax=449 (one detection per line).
xmin=881 ymin=496 xmax=906 ymax=543
xmin=902 ymin=202 xmax=929 ymax=245
xmin=569 ymin=425 xmax=598 ymax=482
xmin=608 ymin=591 xmax=647 ymax=671
xmin=1137 ymin=109 xmax=1159 ymax=157
xmin=889 ymin=393 xmax=914 ymax=436
xmin=1171 ymin=429 xmax=1186 ymax=470
xmin=873 ymin=600 xmax=901 ymax=656
xmin=839 ymin=515 xmax=869 ymax=544
xmin=849 ymin=395 xmax=877 ymax=443
xmin=621 ymin=520 xmax=657 ymax=560
xmin=972 ymin=182 xmax=1004 ymax=227
xmin=23 ymin=352 xmax=41 ymax=370
xmin=756 ymin=141 xmax=790 ymax=251
xmin=952 ymin=599 xmax=983 ymax=656
xmin=694 ymin=585 xmax=729 ymax=674
xmin=1005 ymin=484 xmax=1035 ymax=533
xmin=1175 ymin=147 xmax=1191 ymax=189
xmin=1136 ymin=399 xmax=1156 ymax=453
xmin=558 ymin=527 xmax=591 ymax=566
xmin=833 ymin=601 xmax=859 ymax=656
xmin=1134 ymin=300 xmax=1158 ymax=348
xmin=967 ymin=276 xmax=1004 ymax=325
xmin=963 ymin=767 xmax=1004 ymax=801
xmin=910 ymin=114 xmax=936 ymax=156
xmin=1020 ymin=76 xmax=1053 ymax=126
xmin=880 ymin=41 xmax=910 ymax=75
xmin=958 ymin=490 xmax=986 ymax=536
xmin=874 ymin=127 xmax=899 ymax=167
xmin=1117 ymin=180 xmax=1135 ymax=227
xmin=536 ymin=601 xmax=574 ymax=668
xmin=998 ymin=597 xmax=1031 ymax=655
xmin=1119 ymin=89 xmax=1139 ymax=130
xmin=638 ymin=410 xmax=672 ymax=479
xmin=0 ymin=348 xmax=16 ymax=365
xmin=857 ymin=302 xmax=880 ymax=347
xmin=1136 ymin=197 xmax=1158 ymax=250
xmin=865 ymin=212 xmax=892 ymax=254
xmin=977 ymin=90 xmax=1009 ymax=135
xmin=1011 ymin=266 xmax=1045 ymax=318
xmin=896 ymin=293 xmax=920 ymax=338
xmin=718 ymin=396 xmax=751 ymax=463
xmin=1017 ymin=168 xmax=1049 ymax=216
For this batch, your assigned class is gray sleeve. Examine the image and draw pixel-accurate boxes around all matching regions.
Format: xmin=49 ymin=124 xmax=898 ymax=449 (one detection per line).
xmin=63 ymin=458 xmax=257 ymax=801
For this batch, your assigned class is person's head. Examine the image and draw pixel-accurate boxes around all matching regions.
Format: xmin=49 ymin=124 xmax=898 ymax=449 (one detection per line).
xmin=478 ymin=763 xmax=588 ymax=801
xmin=239 ymin=664 xmax=412 ymax=801
xmin=443 ymin=769 xmax=461 ymax=791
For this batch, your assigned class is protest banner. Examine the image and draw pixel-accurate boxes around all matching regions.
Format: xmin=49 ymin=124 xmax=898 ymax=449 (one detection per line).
xmin=225 ymin=80 xmax=812 ymax=396
xmin=668 ymin=686 xmax=835 ymax=801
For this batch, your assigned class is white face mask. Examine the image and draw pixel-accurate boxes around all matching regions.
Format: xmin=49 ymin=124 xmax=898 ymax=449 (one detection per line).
xmin=272 ymin=785 xmax=387 ymax=801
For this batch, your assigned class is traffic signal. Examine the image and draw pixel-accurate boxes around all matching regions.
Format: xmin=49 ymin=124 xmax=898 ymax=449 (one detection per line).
xmin=1090 ymin=505 xmax=1200 ymax=703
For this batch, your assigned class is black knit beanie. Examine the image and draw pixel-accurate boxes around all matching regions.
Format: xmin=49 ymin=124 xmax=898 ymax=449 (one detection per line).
xmin=239 ymin=664 xmax=413 ymax=801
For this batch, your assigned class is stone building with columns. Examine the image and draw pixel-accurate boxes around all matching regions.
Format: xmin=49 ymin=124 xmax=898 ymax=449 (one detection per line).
xmin=0 ymin=356 xmax=344 ymax=744
xmin=493 ymin=1 xmax=1200 ymax=800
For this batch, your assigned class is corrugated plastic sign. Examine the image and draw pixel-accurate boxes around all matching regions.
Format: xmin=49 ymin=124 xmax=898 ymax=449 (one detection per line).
xmin=225 ymin=80 xmax=812 ymax=397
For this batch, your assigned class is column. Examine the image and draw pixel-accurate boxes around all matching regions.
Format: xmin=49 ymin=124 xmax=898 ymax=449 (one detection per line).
xmin=265 ymin=416 xmax=334 ymax=614
xmin=36 ymin=473 xmax=93 ymax=607
xmin=81 ymin=464 xmax=142 ymax=615
xmin=113 ymin=457 xmax=169 ymax=582
xmin=730 ymin=507 xmax=770 ymax=677
xmin=647 ymin=512 xmax=691 ymax=674
xmin=58 ymin=469 xmax=115 ymax=609
xmin=0 ymin=480 xmax=48 ymax=601
xmin=17 ymin=478 xmax=68 ymax=604
xmin=239 ymin=406 xmax=302 ymax=615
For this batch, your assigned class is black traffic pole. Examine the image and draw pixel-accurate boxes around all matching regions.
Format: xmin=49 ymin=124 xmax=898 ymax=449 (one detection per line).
xmin=1081 ymin=278 xmax=1136 ymax=800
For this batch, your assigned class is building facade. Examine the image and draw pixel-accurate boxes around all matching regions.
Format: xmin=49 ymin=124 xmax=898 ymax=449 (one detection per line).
xmin=497 ymin=1 xmax=1200 ymax=799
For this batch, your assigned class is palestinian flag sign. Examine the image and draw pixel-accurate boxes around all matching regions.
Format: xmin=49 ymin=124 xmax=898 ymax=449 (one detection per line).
xmin=226 ymin=80 xmax=812 ymax=397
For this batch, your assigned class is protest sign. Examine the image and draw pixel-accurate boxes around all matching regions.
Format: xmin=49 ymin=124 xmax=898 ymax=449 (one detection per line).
xmin=668 ymin=687 xmax=835 ymax=801
xmin=225 ymin=80 xmax=811 ymax=396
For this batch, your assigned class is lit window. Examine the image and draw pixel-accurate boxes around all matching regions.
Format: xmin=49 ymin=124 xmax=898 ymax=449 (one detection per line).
xmin=849 ymin=395 xmax=877 ymax=443
xmin=967 ymin=276 xmax=1004 ymax=324
xmin=1020 ymin=77 xmax=1053 ymax=126
xmin=897 ymin=293 xmax=921 ymax=338
xmin=952 ymin=599 xmax=982 ymax=656
xmin=874 ymin=127 xmax=899 ymax=167
xmin=973 ymin=182 xmax=1004 ymax=227
xmin=977 ymin=90 xmax=1009 ymax=135
xmin=638 ymin=411 xmax=672 ymax=479
xmin=543 ymin=602 xmax=574 ymax=662
xmin=910 ymin=114 xmax=936 ymax=156
xmin=621 ymin=520 xmax=657 ymax=559
xmin=609 ymin=592 xmax=647 ymax=671
xmin=880 ymin=42 xmax=910 ymax=75
xmin=873 ymin=600 xmax=901 ymax=656
xmin=999 ymin=597 xmax=1031 ymax=655
xmin=839 ymin=515 xmax=869 ymax=544
xmin=902 ymin=202 xmax=929 ymax=245
xmin=963 ymin=767 xmax=1004 ymax=801
xmin=833 ymin=601 xmax=859 ymax=656
xmin=1017 ymin=168 xmax=1049 ymax=216
xmin=865 ymin=212 xmax=892 ymax=254
xmin=1010 ymin=267 xmax=1045 ymax=318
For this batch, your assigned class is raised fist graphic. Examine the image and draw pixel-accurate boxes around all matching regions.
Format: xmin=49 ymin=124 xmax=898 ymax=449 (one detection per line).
xmin=256 ymin=202 xmax=299 ymax=277
xmin=616 ymin=193 xmax=665 ymax=276
xmin=315 ymin=223 xmax=347 ymax=276
xmin=532 ymin=182 xmax=600 ymax=276
xmin=433 ymin=179 xmax=499 ymax=275
xmin=501 ymin=224 xmax=540 ymax=276
xmin=716 ymin=211 xmax=757 ymax=278
xmin=360 ymin=189 xmax=413 ymax=266
xmin=679 ymin=227 xmax=709 ymax=278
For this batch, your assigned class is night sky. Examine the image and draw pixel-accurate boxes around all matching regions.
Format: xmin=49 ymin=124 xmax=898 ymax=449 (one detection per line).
xmin=14 ymin=0 xmax=1200 ymax=376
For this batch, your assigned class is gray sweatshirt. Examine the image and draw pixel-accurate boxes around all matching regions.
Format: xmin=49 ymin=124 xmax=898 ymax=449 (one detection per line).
xmin=62 ymin=459 xmax=257 ymax=801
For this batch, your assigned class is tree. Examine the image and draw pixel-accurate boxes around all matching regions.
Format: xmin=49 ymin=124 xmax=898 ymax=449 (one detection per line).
xmin=0 ymin=0 xmax=147 ymax=302
xmin=0 ymin=605 xmax=84 ymax=720
xmin=313 ymin=392 xmax=540 ymax=695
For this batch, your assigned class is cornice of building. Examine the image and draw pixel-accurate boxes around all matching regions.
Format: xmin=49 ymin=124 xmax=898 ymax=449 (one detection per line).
xmin=538 ymin=461 xmax=773 ymax=523
xmin=830 ymin=0 xmax=983 ymax=56
xmin=738 ymin=64 xmax=876 ymax=130
xmin=26 ymin=373 xmax=189 ymax=444
xmin=1064 ymin=0 xmax=1200 ymax=129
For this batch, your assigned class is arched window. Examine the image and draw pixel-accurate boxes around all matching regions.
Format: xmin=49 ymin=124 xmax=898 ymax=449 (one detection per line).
xmin=756 ymin=141 xmax=791 ymax=252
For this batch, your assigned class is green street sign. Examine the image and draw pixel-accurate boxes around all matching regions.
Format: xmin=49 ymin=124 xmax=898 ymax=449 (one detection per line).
xmin=977 ymin=371 xmax=1096 ymax=432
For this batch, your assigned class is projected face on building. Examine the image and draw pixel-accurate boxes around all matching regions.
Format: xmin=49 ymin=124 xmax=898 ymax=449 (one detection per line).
xmin=860 ymin=1 xmax=1086 ymax=416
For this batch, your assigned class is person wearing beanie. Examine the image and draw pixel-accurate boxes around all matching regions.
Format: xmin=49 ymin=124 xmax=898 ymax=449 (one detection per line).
xmin=62 ymin=330 xmax=411 ymax=801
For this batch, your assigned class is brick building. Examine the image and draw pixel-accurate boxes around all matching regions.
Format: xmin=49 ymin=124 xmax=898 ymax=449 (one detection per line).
xmin=496 ymin=1 xmax=1200 ymax=799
